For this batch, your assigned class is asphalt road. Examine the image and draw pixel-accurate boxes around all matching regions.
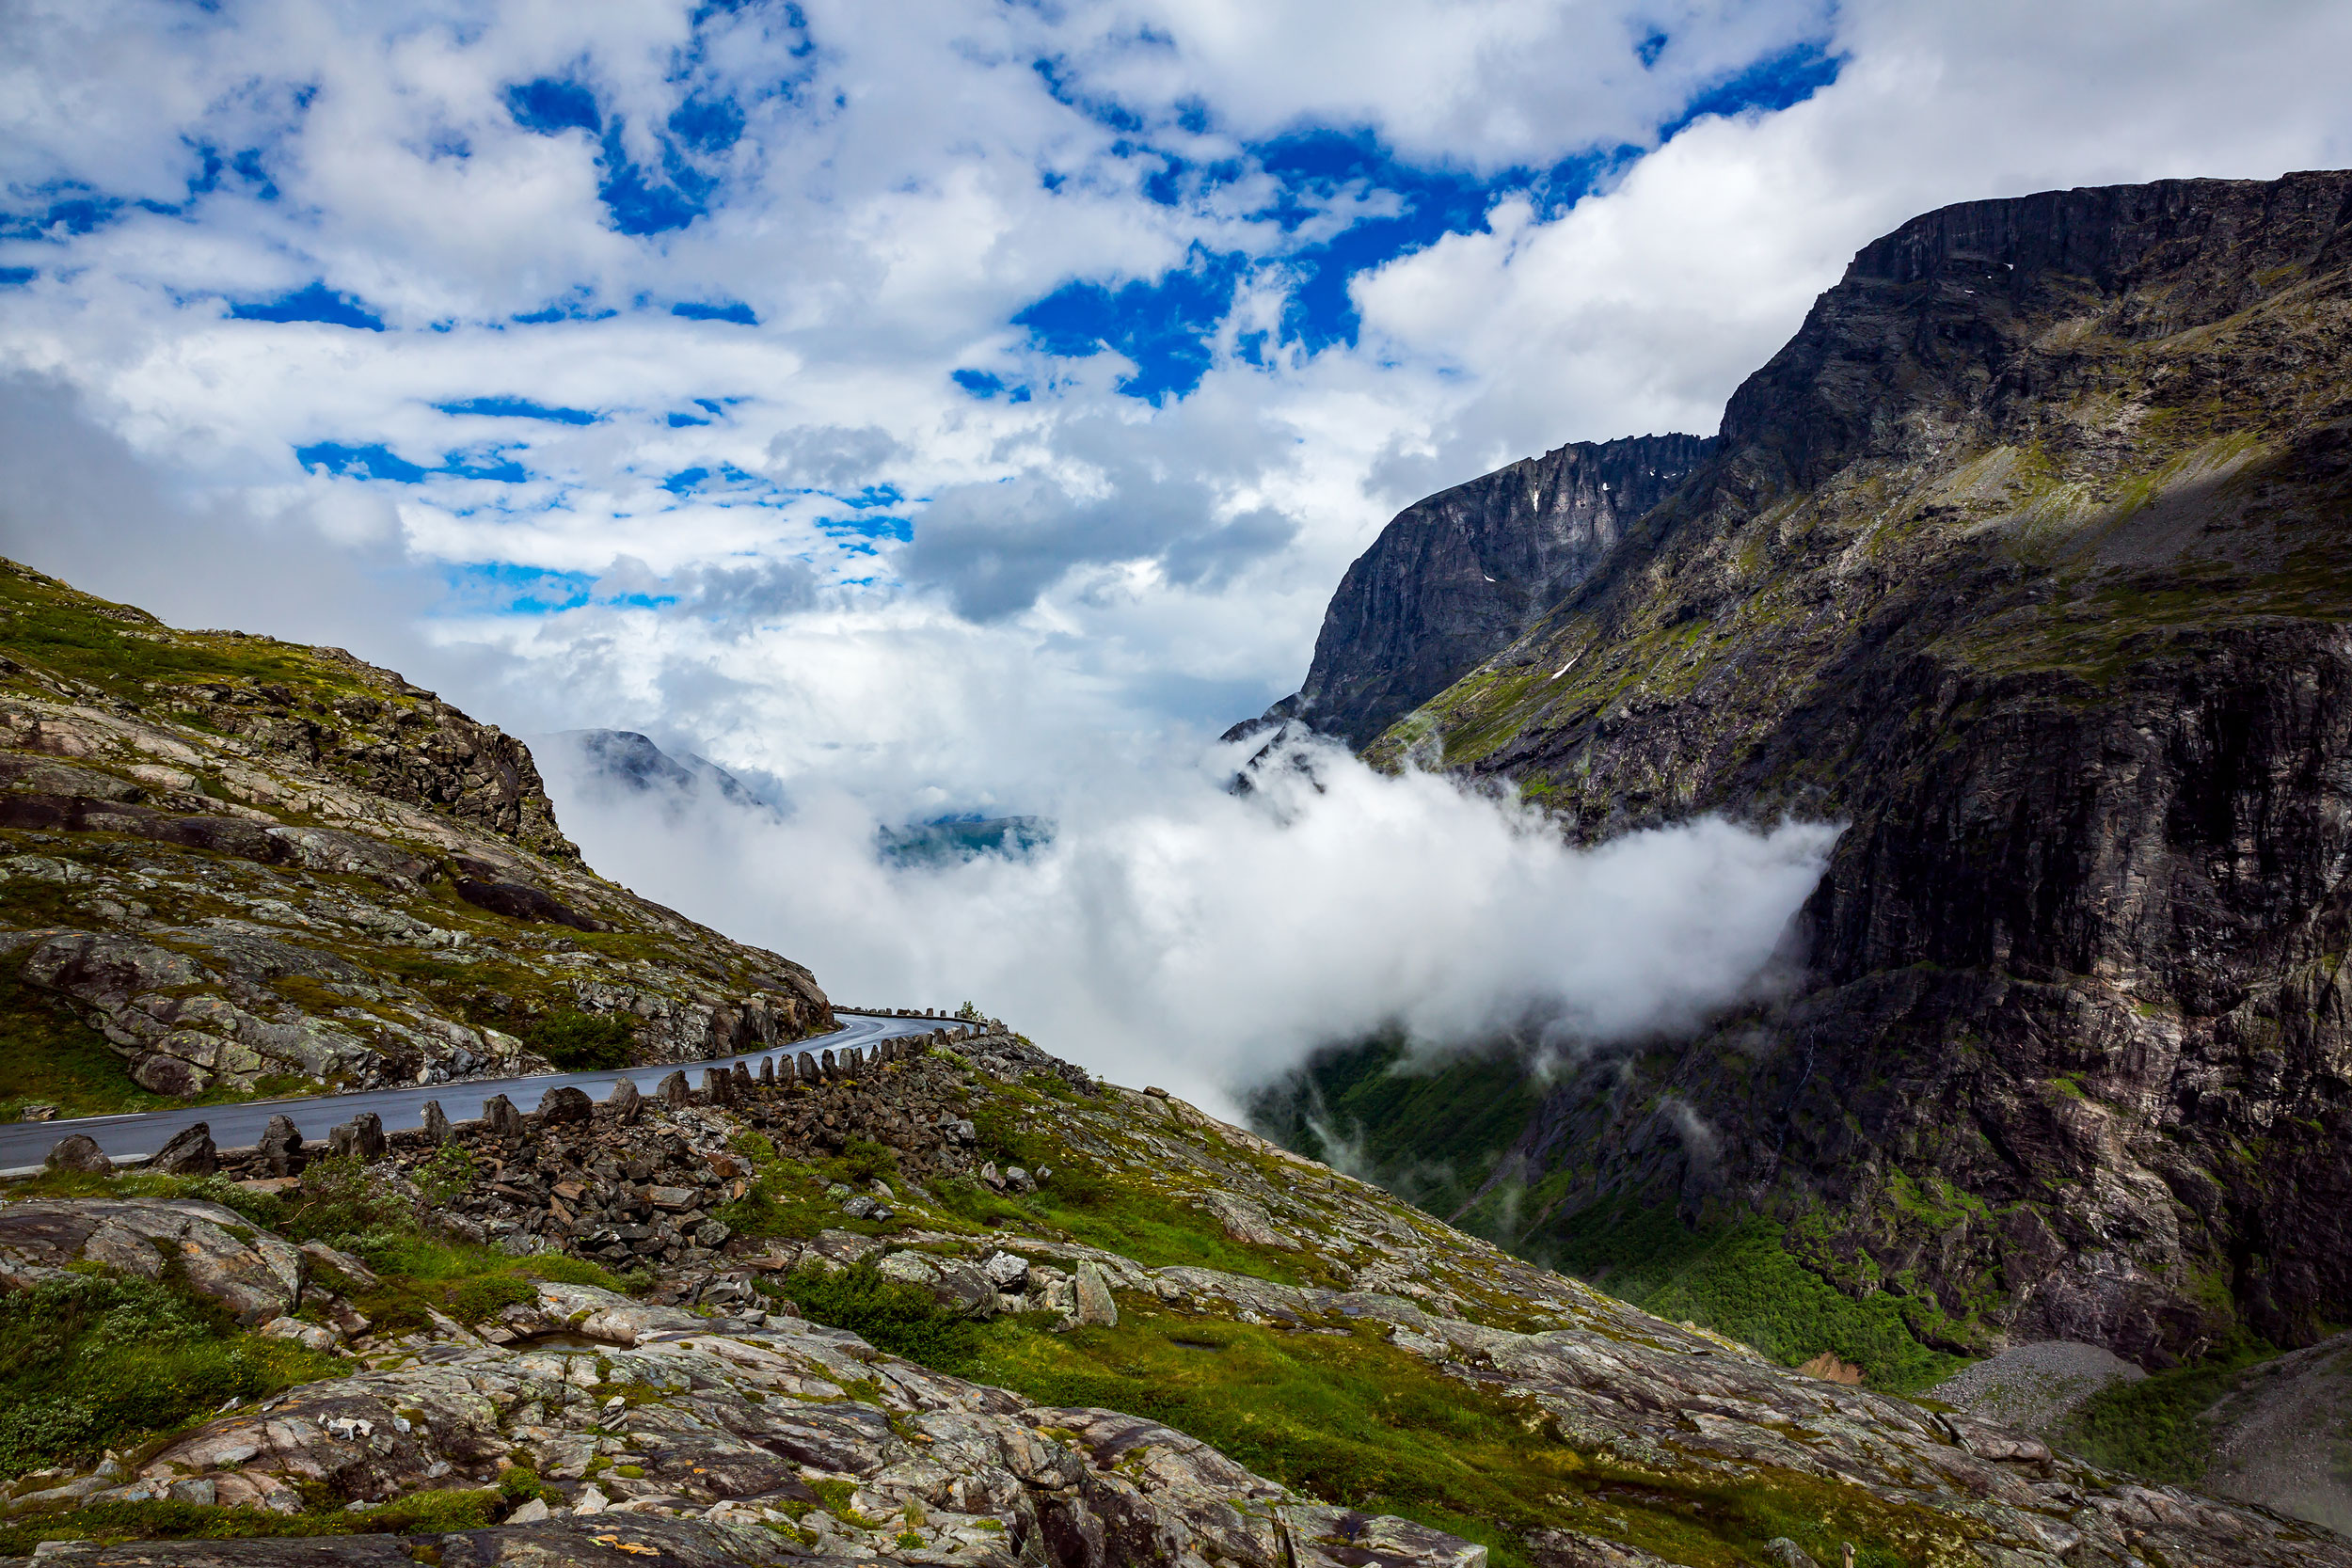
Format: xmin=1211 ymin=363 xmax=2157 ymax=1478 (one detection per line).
xmin=0 ymin=1010 xmax=970 ymax=1168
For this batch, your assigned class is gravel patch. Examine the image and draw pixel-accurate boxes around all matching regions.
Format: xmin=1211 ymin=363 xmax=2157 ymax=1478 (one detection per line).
xmin=1926 ymin=1340 xmax=2146 ymax=1433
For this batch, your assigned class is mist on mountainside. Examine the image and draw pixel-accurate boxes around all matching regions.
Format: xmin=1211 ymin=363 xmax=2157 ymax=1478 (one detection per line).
xmin=534 ymin=728 xmax=1836 ymax=1113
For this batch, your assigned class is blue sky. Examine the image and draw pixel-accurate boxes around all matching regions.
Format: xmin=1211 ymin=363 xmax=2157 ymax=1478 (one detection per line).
xmin=3 ymin=0 xmax=2349 ymax=813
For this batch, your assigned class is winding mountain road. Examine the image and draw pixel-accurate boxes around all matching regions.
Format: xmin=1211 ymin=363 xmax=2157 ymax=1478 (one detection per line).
xmin=0 ymin=1010 xmax=970 ymax=1168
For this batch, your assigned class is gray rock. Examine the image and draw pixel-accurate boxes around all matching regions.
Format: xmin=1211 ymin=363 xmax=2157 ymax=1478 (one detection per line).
xmin=421 ymin=1100 xmax=450 ymax=1143
xmin=147 ymin=1121 xmax=217 ymax=1177
xmin=981 ymin=1250 xmax=1030 ymax=1290
xmin=482 ymin=1095 xmax=524 ymax=1137
xmin=325 ymin=1112 xmax=384 ymax=1163
xmin=607 ymin=1077 xmax=642 ymax=1123
xmin=1235 ymin=433 xmax=1711 ymax=751
xmin=1074 ymin=1260 xmax=1119 ymax=1326
xmin=0 ymin=1198 xmax=299 ymax=1323
xmin=258 ymin=1114 xmax=304 ymax=1176
xmin=538 ymin=1085 xmax=593 ymax=1125
xmin=840 ymin=1195 xmax=878 ymax=1220
xmin=44 ymin=1132 xmax=111 ymax=1174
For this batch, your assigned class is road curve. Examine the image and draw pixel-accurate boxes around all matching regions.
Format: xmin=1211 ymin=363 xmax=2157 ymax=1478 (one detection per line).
xmin=0 ymin=1010 xmax=971 ymax=1168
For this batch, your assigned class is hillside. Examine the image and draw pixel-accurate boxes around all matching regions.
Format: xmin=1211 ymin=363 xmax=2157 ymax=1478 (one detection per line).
xmin=0 ymin=559 xmax=832 ymax=1119
xmin=1250 ymin=174 xmax=2352 ymax=1394
xmin=3 ymin=1024 xmax=2344 ymax=1566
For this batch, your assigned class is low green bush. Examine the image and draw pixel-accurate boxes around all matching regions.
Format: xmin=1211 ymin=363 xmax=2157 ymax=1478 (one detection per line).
xmin=2054 ymin=1338 xmax=2274 ymax=1482
xmin=831 ymin=1137 xmax=900 ymax=1184
xmin=1549 ymin=1206 xmax=1963 ymax=1393
xmin=0 ymin=1489 xmax=505 ymax=1554
xmin=780 ymin=1261 xmax=985 ymax=1370
xmin=525 ymin=1011 xmax=636 ymax=1071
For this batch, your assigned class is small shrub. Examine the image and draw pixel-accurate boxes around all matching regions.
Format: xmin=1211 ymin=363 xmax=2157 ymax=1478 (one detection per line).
xmin=447 ymin=1275 xmax=537 ymax=1324
xmin=525 ymin=1011 xmax=636 ymax=1071
xmin=416 ymin=1144 xmax=477 ymax=1208
xmin=781 ymin=1261 xmax=983 ymax=1371
xmin=278 ymin=1156 xmax=412 ymax=1243
xmin=833 ymin=1137 xmax=899 ymax=1184
xmin=1044 ymin=1163 xmax=1109 ymax=1208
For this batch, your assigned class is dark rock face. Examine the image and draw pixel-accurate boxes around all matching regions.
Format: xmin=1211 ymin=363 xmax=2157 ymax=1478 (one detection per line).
xmin=43 ymin=1132 xmax=109 ymax=1173
xmin=1324 ymin=171 xmax=2352 ymax=1362
xmin=1247 ymin=434 xmax=1711 ymax=749
xmin=147 ymin=1121 xmax=216 ymax=1177
xmin=550 ymin=728 xmax=779 ymax=816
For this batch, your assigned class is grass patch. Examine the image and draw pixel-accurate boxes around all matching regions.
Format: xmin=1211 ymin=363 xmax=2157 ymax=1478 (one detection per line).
xmin=1548 ymin=1205 xmax=1964 ymax=1394
xmin=0 ymin=973 xmax=173 ymax=1121
xmin=2051 ymin=1339 xmax=2275 ymax=1483
xmin=0 ymin=1488 xmax=506 ymax=1555
xmin=0 ymin=1272 xmax=346 ymax=1480
xmin=944 ymin=1308 xmax=1937 ymax=1568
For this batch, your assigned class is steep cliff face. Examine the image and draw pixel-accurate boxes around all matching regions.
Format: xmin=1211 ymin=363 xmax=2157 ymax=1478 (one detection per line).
xmin=0 ymin=561 xmax=833 ymax=1115
xmin=1248 ymin=434 xmax=1712 ymax=749
xmin=1314 ymin=172 xmax=2352 ymax=1368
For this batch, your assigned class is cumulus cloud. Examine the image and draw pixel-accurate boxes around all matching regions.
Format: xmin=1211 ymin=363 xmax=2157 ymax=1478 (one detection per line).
xmin=536 ymin=729 xmax=1836 ymax=1113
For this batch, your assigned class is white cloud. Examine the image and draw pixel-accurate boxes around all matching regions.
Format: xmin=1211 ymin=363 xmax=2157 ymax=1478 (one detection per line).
xmin=5 ymin=0 xmax=2352 ymax=1085
xmin=536 ymin=729 xmax=1837 ymax=1113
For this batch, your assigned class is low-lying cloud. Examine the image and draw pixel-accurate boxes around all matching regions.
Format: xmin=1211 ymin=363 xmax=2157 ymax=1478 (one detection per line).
xmin=536 ymin=730 xmax=1836 ymax=1115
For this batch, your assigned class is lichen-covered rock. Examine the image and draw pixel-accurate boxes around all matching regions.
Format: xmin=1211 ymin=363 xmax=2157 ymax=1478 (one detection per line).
xmin=0 ymin=1198 xmax=301 ymax=1323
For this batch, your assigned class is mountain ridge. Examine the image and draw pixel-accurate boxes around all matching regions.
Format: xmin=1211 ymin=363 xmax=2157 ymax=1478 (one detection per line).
xmin=1247 ymin=169 xmax=2352 ymax=1389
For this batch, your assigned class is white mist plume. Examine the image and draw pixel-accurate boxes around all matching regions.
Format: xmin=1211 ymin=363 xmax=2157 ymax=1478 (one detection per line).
xmin=537 ymin=732 xmax=1836 ymax=1116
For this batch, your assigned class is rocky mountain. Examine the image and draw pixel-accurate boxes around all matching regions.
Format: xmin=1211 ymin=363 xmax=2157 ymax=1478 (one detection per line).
xmin=3 ymin=1024 xmax=2344 ymax=1566
xmin=0 ymin=560 xmax=832 ymax=1117
xmin=1237 ymin=434 xmax=1713 ymax=751
xmin=1248 ymin=173 xmax=2352 ymax=1388
xmin=544 ymin=729 xmax=784 ymax=817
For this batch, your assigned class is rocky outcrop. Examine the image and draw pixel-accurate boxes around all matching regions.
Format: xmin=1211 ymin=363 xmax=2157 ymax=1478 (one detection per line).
xmin=9 ymin=1034 xmax=2350 ymax=1567
xmin=1239 ymin=434 xmax=1710 ymax=750
xmin=0 ymin=560 xmax=833 ymax=1104
xmin=1275 ymin=174 xmax=2352 ymax=1365
xmin=2 ymin=1273 xmax=1486 ymax=1568
xmin=0 ymin=1197 xmax=303 ymax=1323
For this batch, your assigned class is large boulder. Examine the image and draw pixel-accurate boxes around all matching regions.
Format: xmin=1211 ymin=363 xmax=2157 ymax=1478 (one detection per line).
xmin=258 ymin=1114 xmax=304 ymax=1176
xmin=0 ymin=1199 xmax=301 ymax=1323
xmin=538 ymin=1085 xmax=594 ymax=1125
xmin=44 ymin=1132 xmax=112 ymax=1174
xmin=147 ymin=1121 xmax=218 ymax=1177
